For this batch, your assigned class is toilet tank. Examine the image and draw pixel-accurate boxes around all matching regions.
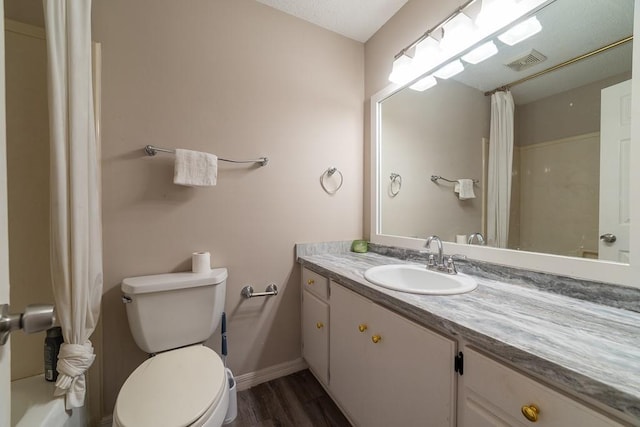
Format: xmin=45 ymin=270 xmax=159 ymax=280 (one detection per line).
xmin=121 ymin=268 xmax=227 ymax=354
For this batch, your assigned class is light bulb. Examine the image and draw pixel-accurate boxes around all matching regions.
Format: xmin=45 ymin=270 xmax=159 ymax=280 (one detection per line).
xmin=476 ymin=0 xmax=520 ymax=33
xmin=433 ymin=60 xmax=464 ymax=79
xmin=462 ymin=41 xmax=499 ymax=64
xmin=413 ymin=36 xmax=443 ymax=72
xmin=498 ymin=16 xmax=542 ymax=46
xmin=410 ymin=75 xmax=437 ymax=92
xmin=388 ymin=53 xmax=416 ymax=85
xmin=440 ymin=12 xmax=477 ymax=56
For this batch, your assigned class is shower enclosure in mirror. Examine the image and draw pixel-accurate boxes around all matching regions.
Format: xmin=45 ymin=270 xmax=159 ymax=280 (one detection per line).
xmin=375 ymin=0 xmax=633 ymax=265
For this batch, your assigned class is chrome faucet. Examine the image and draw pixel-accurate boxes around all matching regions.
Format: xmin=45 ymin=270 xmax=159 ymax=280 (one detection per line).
xmin=424 ymin=236 xmax=457 ymax=274
xmin=425 ymin=235 xmax=444 ymax=266
xmin=468 ymin=232 xmax=485 ymax=245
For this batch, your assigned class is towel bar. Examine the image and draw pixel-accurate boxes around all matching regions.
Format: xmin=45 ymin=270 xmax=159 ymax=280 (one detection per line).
xmin=144 ymin=145 xmax=269 ymax=167
xmin=431 ymin=175 xmax=478 ymax=184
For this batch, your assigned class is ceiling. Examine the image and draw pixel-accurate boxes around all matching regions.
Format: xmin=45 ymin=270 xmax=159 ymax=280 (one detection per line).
xmin=254 ymin=0 xmax=408 ymax=43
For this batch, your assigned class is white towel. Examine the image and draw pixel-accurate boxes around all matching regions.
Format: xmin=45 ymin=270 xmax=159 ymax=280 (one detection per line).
xmin=173 ymin=149 xmax=218 ymax=187
xmin=454 ymin=179 xmax=475 ymax=200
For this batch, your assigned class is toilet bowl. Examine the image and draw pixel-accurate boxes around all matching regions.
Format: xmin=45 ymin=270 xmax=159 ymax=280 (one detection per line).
xmin=114 ymin=269 xmax=229 ymax=427
xmin=113 ymin=346 xmax=228 ymax=427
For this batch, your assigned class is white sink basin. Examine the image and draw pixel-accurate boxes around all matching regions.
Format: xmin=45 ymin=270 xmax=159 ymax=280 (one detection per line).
xmin=364 ymin=264 xmax=477 ymax=295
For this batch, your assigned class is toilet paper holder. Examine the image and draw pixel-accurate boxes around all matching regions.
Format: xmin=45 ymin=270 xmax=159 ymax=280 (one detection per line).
xmin=241 ymin=284 xmax=278 ymax=299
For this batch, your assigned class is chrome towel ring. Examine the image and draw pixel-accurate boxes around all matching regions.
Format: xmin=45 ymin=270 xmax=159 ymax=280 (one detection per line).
xmin=320 ymin=167 xmax=344 ymax=194
xmin=390 ymin=173 xmax=402 ymax=197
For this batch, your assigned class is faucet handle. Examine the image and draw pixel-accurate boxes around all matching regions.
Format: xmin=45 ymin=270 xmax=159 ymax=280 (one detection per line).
xmin=446 ymin=256 xmax=458 ymax=274
xmin=427 ymin=254 xmax=436 ymax=268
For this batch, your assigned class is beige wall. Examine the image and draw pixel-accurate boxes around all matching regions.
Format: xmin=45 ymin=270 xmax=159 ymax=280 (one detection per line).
xmin=380 ymin=79 xmax=488 ymax=240
xmin=5 ymin=21 xmax=52 ymax=381
xmin=92 ymin=0 xmax=364 ymax=416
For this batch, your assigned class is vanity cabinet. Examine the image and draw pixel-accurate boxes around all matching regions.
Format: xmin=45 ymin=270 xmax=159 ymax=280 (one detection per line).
xmin=301 ymin=268 xmax=329 ymax=385
xmin=329 ymin=283 xmax=456 ymax=427
xmin=300 ymin=264 xmax=633 ymax=427
xmin=459 ymin=347 xmax=624 ymax=427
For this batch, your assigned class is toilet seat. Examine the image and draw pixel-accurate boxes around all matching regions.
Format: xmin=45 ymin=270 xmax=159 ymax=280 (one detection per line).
xmin=114 ymin=345 xmax=227 ymax=427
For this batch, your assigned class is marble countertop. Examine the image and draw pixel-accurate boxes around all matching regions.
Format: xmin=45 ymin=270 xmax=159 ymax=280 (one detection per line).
xmin=297 ymin=249 xmax=640 ymax=423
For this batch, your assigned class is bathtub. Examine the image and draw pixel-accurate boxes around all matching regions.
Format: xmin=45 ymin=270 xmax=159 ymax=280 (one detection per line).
xmin=11 ymin=375 xmax=86 ymax=427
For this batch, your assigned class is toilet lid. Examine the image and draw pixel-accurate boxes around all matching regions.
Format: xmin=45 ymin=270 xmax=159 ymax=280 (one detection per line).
xmin=115 ymin=345 xmax=226 ymax=427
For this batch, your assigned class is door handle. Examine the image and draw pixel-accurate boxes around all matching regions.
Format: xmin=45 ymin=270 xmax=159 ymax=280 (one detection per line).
xmin=599 ymin=233 xmax=617 ymax=243
xmin=0 ymin=303 xmax=56 ymax=346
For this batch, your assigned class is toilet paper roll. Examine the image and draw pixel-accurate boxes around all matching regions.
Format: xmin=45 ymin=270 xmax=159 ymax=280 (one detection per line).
xmin=456 ymin=234 xmax=467 ymax=244
xmin=192 ymin=251 xmax=211 ymax=273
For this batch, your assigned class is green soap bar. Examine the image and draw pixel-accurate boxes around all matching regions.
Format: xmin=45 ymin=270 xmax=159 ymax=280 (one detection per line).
xmin=351 ymin=240 xmax=368 ymax=253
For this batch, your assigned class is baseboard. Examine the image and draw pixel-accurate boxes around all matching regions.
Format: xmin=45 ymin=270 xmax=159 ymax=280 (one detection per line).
xmin=235 ymin=358 xmax=307 ymax=391
xmin=99 ymin=358 xmax=307 ymax=424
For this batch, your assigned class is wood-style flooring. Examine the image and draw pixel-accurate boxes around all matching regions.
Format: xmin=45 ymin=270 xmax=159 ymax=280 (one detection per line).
xmin=228 ymin=369 xmax=351 ymax=427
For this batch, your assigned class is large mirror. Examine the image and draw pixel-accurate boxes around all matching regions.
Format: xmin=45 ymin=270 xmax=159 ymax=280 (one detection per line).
xmin=375 ymin=0 xmax=634 ymax=269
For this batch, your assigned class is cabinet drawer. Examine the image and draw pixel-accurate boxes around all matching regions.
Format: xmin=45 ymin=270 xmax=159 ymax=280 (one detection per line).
xmin=302 ymin=268 xmax=329 ymax=301
xmin=463 ymin=347 xmax=623 ymax=427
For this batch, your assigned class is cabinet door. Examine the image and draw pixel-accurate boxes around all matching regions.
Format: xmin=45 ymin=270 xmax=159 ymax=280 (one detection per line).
xmin=366 ymin=302 xmax=456 ymax=427
xmin=330 ymin=283 xmax=457 ymax=427
xmin=329 ymin=283 xmax=371 ymax=424
xmin=302 ymin=290 xmax=329 ymax=385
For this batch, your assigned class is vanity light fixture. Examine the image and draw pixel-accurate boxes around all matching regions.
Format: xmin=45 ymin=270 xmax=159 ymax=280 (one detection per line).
xmin=433 ymin=60 xmax=465 ymax=79
xmin=462 ymin=40 xmax=499 ymax=64
xmin=410 ymin=75 xmax=437 ymax=92
xmin=498 ymin=16 xmax=542 ymax=46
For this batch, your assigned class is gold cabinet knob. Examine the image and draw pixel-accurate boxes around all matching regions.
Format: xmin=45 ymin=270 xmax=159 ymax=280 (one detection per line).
xmin=316 ymin=322 xmax=324 ymax=329
xmin=371 ymin=334 xmax=382 ymax=344
xmin=521 ymin=404 xmax=540 ymax=422
xmin=307 ymin=279 xmax=315 ymax=285
xmin=358 ymin=324 xmax=368 ymax=333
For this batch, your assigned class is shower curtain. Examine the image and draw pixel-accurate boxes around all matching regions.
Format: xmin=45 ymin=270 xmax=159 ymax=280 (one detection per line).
xmin=44 ymin=0 xmax=103 ymax=409
xmin=487 ymin=91 xmax=514 ymax=248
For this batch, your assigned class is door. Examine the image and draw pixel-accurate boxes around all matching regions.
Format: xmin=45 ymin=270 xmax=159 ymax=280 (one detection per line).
xmin=599 ymin=80 xmax=631 ymax=262
xmin=0 ymin=2 xmax=11 ymax=425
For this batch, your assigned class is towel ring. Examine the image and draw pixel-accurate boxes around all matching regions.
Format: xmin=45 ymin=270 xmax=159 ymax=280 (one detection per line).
xmin=389 ymin=173 xmax=402 ymax=197
xmin=320 ymin=167 xmax=343 ymax=194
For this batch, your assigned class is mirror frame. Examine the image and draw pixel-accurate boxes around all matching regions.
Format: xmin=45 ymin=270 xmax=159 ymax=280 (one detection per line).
xmin=369 ymin=0 xmax=640 ymax=288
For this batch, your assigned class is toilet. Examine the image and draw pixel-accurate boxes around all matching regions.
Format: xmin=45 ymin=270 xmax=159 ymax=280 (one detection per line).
xmin=113 ymin=268 xmax=230 ymax=427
